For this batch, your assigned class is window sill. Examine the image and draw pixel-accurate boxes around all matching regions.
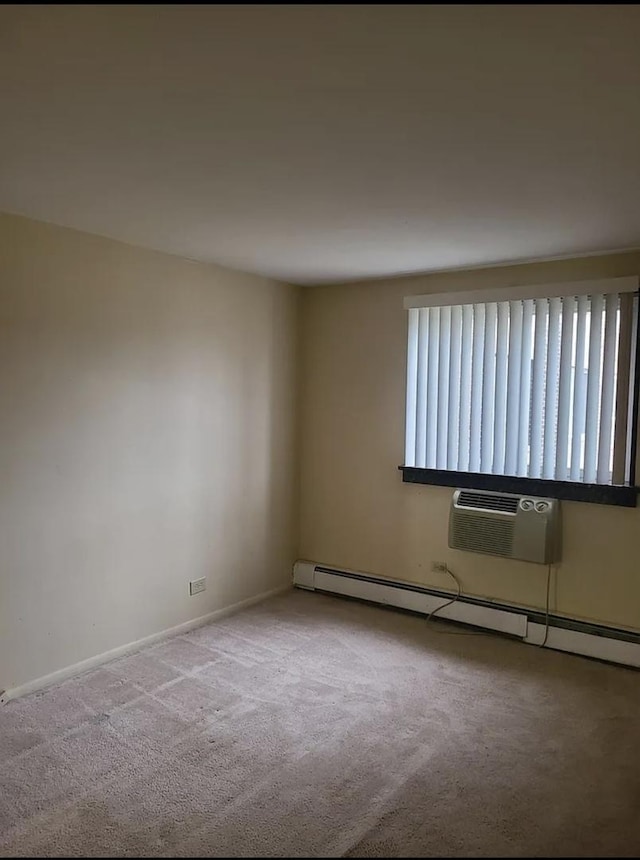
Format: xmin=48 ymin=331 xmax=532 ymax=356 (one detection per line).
xmin=398 ymin=466 xmax=639 ymax=507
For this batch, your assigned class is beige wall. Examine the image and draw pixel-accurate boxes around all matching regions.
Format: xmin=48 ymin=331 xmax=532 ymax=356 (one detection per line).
xmin=0 ymin=213 xmax=300 ymax=691
xmin=300 ymin=253 xmax=640 ymax=632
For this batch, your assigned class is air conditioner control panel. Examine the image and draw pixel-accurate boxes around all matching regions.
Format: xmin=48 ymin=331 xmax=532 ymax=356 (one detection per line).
xmin=520 ymin=498 xmax=551 ymax=513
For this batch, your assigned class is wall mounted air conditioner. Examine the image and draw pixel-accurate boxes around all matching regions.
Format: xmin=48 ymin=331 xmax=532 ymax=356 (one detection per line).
xmin=449 ymin=489 xmax=561 ymax=564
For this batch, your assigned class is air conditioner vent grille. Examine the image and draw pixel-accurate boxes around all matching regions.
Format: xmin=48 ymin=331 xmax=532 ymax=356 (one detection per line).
xmin=451 ymin=513 xmax=515 ymax=557
xmin=457 ymin=491 xmax=519 ymax=513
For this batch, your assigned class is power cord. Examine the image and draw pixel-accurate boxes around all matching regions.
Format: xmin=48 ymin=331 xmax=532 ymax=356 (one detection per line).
xmin=427 ymin=563 xmax=555 ymax=644
xmin=539 ymin=563 xmax=553 ymax=648
xmin=425 ymin=565 xmax=486 ymax=635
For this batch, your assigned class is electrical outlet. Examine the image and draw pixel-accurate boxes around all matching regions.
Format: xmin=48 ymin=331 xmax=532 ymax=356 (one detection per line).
xmin=431 ymin=561 xmax=448 ymax=573
xmin=189 ymin=577 xmax=206 ymax=596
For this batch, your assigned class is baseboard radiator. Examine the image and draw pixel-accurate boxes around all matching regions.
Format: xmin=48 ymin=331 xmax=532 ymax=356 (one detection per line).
xmin=293 ymin=561 xmax=640 ymax=670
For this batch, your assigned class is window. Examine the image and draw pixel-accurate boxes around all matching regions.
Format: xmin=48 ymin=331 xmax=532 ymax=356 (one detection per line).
xmin=401 ymin=277 xmax=639 ymax=506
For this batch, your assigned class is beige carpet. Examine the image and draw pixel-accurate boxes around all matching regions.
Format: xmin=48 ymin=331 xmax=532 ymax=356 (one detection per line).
xmin=1 ymin=588 xmax=639 ymax=857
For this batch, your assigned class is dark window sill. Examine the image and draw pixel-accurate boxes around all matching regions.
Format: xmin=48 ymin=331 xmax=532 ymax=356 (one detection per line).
xmin=399 ymin=466 xmax=639 ymax=507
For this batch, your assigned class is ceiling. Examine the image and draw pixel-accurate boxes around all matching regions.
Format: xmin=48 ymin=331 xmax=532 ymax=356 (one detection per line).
xmin=2 ymin=5 xmax=640 ymax=286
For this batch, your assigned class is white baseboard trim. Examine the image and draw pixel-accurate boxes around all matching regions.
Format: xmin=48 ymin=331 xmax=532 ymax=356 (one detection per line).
xmin=294 ymin=561 xmax=640 ymax=669
xmin=524 ymin=621 xmax=640 ymax=667
xmin=1 ymin=584 xmax=291 ymax=705
xmin=313 ymin=567 xmax=527 ymax=637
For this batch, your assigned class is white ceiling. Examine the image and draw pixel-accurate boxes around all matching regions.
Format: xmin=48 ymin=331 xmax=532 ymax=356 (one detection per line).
xmin=2 ymin=5 xmax=640 ymax=285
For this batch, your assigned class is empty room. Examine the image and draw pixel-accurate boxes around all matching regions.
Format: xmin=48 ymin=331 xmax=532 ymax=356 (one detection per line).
xmin=2 ymin=4 xmax=640 ymax=857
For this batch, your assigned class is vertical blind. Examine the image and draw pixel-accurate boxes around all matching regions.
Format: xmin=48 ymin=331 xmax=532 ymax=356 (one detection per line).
xmin=405 ymin=289 xmax=638 ymax=485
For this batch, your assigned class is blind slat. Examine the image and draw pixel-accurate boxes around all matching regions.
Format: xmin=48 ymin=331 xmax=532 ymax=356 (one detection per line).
xmin=529 ymin=298 xmax=548 ymax=479
xmin=425 ymin=307 xmax=440 ymax=468
xmin=597 ymin=293 xmax=619 ymax=483
xmin=415 ymin=308 xmax=429 ymax=468
xmin=613 ymin=293 xmax=634 ymax=484
xmin=555 ymin=296 xmax=575 ymax=480
xmin=570 ymin=295 xmax=589 ymax=481
xmin=584 ymin=295 xmax=604 ymax=483
xmin=469 ymin=304 xmax=486 ymax=472
xmin=493 ymin=302 xmax=509 ymax=475
xmin=404 ymin=308 xmax=419 ymax=467
xmin=480 ymin=303 xmax=498 ymax=473
xmin=458 ymin=305 xmax=474 ymax=472
xmin=625 ymin=297 xmax=639 ymax=483
xmin=517 ymin=300 xmax=534 ymax=477
xmin=542 ymin=297 xmax=562 ymax=479
xmin=504 ymin=300 xmax=523 ymax=475
xmin=447 ymin=306 xmax=463 ymax=470
xmin=436 ymin=307 xmax=451 ymax=469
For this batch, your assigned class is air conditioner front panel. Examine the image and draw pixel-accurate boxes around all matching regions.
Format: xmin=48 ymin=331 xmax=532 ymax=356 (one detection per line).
xmin=450 ymin=511 xmax=515 ymax=557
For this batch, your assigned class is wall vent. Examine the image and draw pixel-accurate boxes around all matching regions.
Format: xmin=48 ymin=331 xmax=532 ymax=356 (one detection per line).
xmin=449 ymin=489 xmax=561 ymax=564
xmin=456 ymin=491 xmax=519 ymax=514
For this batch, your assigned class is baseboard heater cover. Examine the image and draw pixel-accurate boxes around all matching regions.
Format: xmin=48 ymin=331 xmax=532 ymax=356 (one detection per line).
xmin=293 ymin=561 xmax=640 ymax=670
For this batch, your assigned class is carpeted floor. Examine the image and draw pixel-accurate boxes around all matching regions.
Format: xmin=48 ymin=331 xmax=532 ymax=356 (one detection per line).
xmin=1 ymin=588 xmax=639 ymax=857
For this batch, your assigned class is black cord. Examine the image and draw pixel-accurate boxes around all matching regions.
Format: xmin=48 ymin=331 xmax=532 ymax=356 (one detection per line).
xmin=539 ymin=563 xmax=552 ymax=647
xmin=425 ymin=566 xmax=487 ymax=636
